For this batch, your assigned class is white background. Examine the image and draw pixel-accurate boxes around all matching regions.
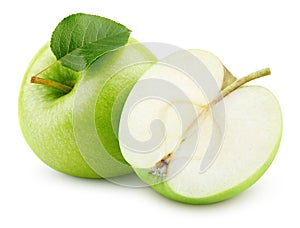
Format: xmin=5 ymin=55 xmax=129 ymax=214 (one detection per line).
xmin=0 ymin=0 xmax=298 ymax=227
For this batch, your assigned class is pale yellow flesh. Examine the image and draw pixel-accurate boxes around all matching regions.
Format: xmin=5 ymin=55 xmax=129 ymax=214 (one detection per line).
xmin=120 ymin=49 xmax=226 ymax=168
xmin=167 ymin=86 xmax=281 ymax=198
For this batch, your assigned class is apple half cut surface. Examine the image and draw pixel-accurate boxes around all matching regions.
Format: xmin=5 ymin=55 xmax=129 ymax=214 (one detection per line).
xmin=119 ymin=50 xmax=282 ymax=204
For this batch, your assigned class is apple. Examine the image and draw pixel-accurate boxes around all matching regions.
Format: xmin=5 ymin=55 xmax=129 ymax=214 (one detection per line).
xmin=19 ymin=38 xmax=156 ymax=178
xmin=119 ymin=49 xmax=282 ymax=204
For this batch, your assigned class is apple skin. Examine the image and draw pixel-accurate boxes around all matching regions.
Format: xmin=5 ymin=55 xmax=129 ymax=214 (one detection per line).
xmin=19 ymin=38 xmax=156 ymax=178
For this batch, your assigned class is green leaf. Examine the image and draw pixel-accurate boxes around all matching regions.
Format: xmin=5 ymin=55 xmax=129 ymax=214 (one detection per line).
xmin=50 ymin=13 xmax=131 ymax=71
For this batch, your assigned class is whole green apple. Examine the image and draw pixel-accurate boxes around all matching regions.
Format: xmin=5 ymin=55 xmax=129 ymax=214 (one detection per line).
xmin=19 ymin=38 xmax=156 ymax=178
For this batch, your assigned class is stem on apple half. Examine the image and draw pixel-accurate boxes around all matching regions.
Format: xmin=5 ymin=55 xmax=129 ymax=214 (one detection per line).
xmin=210 ymin=68 xmax=271 ymax=106
xmin=30 ymin=76 xmax=73 ymax=93
xmin=151 ymin=67 xmax=271 ymax=175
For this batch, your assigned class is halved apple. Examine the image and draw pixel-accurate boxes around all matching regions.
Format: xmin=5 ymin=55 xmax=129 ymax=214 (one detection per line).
xmin=119 ymin=50 xmax=282 ymax=204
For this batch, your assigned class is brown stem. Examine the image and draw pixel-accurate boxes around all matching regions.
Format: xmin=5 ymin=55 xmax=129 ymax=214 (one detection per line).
xmin=30 ymin=76 xmax=73 ymax=93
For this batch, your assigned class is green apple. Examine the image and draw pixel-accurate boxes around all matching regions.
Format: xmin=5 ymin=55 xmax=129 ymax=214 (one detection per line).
xmin=19 ymin=38 xmax=156 ymax=178
xmin=119 ymin=49 xmax=282 ymax=204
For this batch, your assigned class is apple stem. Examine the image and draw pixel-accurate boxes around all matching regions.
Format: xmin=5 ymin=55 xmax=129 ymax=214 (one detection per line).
xmin=30 ymin=76 xmax=73 ymax=93
xmin=210 ymin=68 xmax=271 ymax=106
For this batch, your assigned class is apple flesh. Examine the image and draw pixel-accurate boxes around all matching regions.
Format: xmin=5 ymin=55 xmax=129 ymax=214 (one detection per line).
xmin=119 ymin=50 xmax=282 ymax=204
xmin=19 ymin=38 xmax=156 ymax=178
